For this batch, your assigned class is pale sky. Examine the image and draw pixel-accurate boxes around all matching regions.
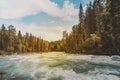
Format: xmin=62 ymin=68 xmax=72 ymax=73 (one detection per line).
xmin=0 ymin=0 xmax=93 ymax=41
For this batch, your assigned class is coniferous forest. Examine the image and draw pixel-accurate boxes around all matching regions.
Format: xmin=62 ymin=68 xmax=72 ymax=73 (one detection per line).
xmin=0 ymin=24 xmax=50 ymax=55
xmin=0 ymin=0 xmax=120 ymax=55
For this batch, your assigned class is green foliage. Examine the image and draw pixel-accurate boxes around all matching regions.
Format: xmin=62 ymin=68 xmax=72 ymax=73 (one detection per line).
xmin=0 ymin=24 xmax=50 ymax=54
xmin=59 ymin=0 xmax=120 ymax=54
xmin=7 ymin=47 xmax=14 ymax=52
xmin=83 ymin=34 xmax=101 ymax=50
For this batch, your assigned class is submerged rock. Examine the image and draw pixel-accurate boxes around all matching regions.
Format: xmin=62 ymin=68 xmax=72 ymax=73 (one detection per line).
xmin=10 ymin=77 xmax=20 ymax=80
xmin=0 ymin=72 xmax=6 ymax=78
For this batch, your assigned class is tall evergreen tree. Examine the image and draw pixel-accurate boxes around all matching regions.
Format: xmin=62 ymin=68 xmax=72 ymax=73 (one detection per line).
xmin=79 ymin=3 xmax=83 ymax=22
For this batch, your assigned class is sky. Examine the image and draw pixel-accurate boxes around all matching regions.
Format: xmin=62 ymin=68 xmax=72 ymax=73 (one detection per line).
xmin=0 ymin=0 xmax=93 ymax=41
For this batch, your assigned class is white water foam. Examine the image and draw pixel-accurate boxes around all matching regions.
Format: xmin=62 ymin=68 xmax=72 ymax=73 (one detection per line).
xmin=0 ymin=52 xmax=120 ymax=80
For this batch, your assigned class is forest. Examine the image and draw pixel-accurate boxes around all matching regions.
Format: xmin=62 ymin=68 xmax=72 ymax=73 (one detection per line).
xmin=51 ymin=0 xmax=120 ymax=55
xmin=0 ymin=0 xmax=120 ymax=55
xmin=0 ymin=24 xmax=50 ymax=55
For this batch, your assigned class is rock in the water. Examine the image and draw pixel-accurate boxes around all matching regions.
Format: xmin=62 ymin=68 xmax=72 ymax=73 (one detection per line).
xmin=10 ymin=77 xmax=20 ymax=80
xmin=0 ymin=72 xmax=6 ymax=78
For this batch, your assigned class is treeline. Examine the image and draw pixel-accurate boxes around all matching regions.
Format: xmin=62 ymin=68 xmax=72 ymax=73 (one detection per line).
xmin=50 ymin=39 xmax=65 ymax=52
xmin=52 ymin=0 xmax=120 ymax=55
xmin=0 ymin=24 xmax=50 ymax=55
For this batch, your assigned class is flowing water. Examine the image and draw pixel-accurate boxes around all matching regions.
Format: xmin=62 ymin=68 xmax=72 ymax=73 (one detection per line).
xmin=0 ymin=52 xmax=120 ymax=80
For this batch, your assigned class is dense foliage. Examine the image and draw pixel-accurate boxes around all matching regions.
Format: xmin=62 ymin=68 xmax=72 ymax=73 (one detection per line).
xmin=0 ymin=24 xmax=50 ymax=55
xmin=52 ymin=0 xmax=120 ymax=55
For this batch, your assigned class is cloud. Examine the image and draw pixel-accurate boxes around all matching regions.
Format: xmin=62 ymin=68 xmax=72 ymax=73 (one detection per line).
xmin=0 ymin=0 xmax=78 ymax=21
xmin=8 ymin=22 xmax=68 ymax=41
xmin=83 ymin=6 xmax=87 ymax=13
xmin=61 ymin=0 xmax=78 ymax=21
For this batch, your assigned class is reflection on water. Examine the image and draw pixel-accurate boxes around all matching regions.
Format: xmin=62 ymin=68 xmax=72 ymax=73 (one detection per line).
xmin=0 ymin=52 xmax=120 ymax=80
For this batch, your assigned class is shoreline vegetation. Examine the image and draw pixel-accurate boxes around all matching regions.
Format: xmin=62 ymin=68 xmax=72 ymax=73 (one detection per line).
xmin=0 ymin=51 xmax=120 ymax=56
xmin=0 ymin=0 xmax=120 ymax=55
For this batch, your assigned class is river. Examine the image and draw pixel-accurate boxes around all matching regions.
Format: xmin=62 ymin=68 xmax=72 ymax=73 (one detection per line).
xmin=0 ymin=52 xmax=120 ymax=80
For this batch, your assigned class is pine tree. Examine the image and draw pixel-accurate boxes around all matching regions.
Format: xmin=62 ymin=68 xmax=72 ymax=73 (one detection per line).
xmin=79 ymin=3 xmax=83 ymax=22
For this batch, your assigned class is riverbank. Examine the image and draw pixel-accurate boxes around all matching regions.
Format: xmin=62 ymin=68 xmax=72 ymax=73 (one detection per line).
xmin=0 ymin=50 xmax=120 ymax=56
xmin=0 ymin=51 xmax=38 ymax=55
xmin=0 ymin=51 xmax=13 ymax=55
xmin=65 ymin=49 xmax=120 ymax=56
